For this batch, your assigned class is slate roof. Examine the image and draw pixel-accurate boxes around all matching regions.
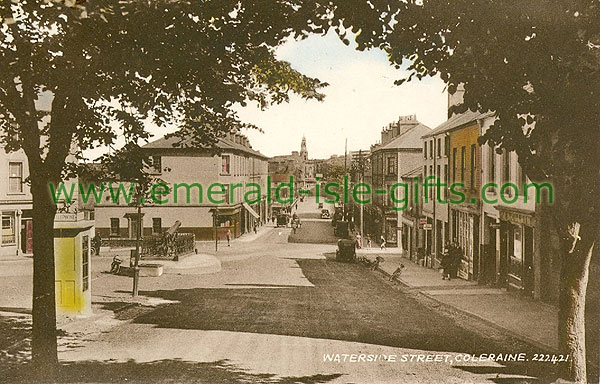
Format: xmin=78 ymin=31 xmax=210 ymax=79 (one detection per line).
xmin=422 ymin=110 xmax=494 ymax=139
xmin=143 ymin=134 xmax=267 ymax=159
xmin=376 ymin=123 xmax=432 ymax=151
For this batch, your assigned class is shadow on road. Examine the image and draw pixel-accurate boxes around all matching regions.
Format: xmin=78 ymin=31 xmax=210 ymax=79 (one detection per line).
xmin=1 ymin=358 xmax=343 ymax=384
xmin=122 ymin=259 xmax=557 ymax=382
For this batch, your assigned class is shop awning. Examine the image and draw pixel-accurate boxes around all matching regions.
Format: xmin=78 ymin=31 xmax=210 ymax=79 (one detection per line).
xmin=242 ymin=202 xmax=260 ymax=219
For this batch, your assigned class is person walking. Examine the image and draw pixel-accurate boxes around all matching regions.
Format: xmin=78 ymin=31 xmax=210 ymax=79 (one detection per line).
xmin=356 ymin=233 xmax=362 ymax=249
xmin=226 ymin=229 xmax=232 ymax=247
xmin=441 ymin=248 xmax=452 ymax=280
xmin=366 ymin=234 xmax=372 ymax=248
xmin=380 ymin=235 xmax=387 ymax=250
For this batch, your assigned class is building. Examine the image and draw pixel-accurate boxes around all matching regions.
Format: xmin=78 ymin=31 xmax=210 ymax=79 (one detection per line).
xmin=367 ymin=115 xmax=431 ymax=247
xmin=400 ymin=167 xmax=422 ymax=261
xmin=93 ymin=132 xmax=269 ymax=241
xmin=268 ymin=136 xmax=315 ymax=191
xmin=1 ymin=145 xmax=94 ymax=314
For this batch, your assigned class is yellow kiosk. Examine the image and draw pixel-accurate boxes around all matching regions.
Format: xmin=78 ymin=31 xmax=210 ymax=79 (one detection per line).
xmin=54 ymin=212 xmax=94 ymax=315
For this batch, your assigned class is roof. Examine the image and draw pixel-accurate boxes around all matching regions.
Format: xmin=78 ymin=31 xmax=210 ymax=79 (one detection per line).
xmin=143 ymin=134 xmax=267 ymax=159
xmin=422 ymin=110 xmax=494 ymax=139
xmin=401 ymin=166 xmax=423 ymax=179
xmin=376 ymin=123 xmax=432 ymax=151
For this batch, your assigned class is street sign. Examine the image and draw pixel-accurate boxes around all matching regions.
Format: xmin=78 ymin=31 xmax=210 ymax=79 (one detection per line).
xmin=418 ymin=218 xmax=427 ymax=225
xmin=423 ymin=223 xmax=432 ymax=230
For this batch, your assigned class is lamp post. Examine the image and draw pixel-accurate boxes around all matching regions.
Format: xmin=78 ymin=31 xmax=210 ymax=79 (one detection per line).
xmin=132 ymin=197 xmax=142 ymax=297
xmin=213 ymin=206 xmax=219 ymax=252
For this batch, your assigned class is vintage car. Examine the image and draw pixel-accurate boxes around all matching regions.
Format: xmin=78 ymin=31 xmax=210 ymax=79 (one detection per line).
xmin=334 ymin=220 xmax=349 ymax=238
xmin=320 ymin=209 xmax=331 ymax=219
xmin=336 ymin=239 xmax=356 ymax=262
xmin=276 ymin=213 xmax=290 ymax=227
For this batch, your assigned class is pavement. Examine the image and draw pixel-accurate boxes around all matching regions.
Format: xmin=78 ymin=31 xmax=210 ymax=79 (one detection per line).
xmin=374 ymin=254 xmax=559 ymax=353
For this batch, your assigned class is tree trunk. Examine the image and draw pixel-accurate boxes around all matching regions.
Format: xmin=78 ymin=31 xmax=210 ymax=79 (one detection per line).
xmin=557 ymin=218 xmax=596 ymax=383
xmin=30 ymin=174 xmax=59 ymax=379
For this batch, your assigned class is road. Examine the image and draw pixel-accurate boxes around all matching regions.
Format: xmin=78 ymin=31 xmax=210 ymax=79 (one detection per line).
xmin=1 ymin=197 xmax=560 ymax=383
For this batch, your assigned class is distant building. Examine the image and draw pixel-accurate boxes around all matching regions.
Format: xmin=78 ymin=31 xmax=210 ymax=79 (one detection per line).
xmin=366 ymin=115 xmax=431 ymax=247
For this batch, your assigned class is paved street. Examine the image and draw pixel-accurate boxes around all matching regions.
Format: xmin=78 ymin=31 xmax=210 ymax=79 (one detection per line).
xmin=1 ymin=199 xmax=562 ymax=383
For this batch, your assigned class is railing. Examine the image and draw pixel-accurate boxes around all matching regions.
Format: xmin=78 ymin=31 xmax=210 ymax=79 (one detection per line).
xmin=102 ymin=233 xmax=195 ymax=261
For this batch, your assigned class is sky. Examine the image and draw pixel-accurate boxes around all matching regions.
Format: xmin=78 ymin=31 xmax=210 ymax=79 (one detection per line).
xmin=235 ymin=29 xmax=448 ymax=159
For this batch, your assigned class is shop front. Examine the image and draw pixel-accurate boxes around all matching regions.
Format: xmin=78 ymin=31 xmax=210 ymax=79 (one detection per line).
xmin=498 ymin=207 xmax=535 ymax=295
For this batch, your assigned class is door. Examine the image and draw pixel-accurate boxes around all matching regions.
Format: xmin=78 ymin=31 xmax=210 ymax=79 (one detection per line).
xmin=21 ymin=219 xmax=33 ymax=254
xmin=523 ymin=226 xmax=535 ymax=296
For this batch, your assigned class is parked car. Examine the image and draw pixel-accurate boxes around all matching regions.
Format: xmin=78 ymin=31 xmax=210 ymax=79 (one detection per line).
xmin=336 ymin=239 xmax=356 ymax=262
xmin=321 ymin=209 xmax=331 ymax=219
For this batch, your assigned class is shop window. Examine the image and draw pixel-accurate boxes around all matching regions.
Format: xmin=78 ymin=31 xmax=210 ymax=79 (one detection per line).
xmin=8 ymin=162 xmax=23 ymax=193
xmin=82 ymin=235 xmax=89 ymax=291
xmin=110 ymin=218 xmax=120 ymax=236
xmin=1 ymin=213 xmax=16 ymax=245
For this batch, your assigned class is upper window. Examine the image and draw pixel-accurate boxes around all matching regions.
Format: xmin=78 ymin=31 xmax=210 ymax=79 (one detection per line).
xmin=444 ymin=136 xmax=450 ymax=156
xmin=387 ymin=156 xmax=397 ymax=176
xmin=8 ymin=162 xmax=23 ymax=193
xmin=151 ymin=156 xmax=162 ymax=174
xmin=423 ymin=142 xmax=427 ymax=159
xmin=152 ymin=218 xmax=162 ymax=234
xmin=1 ymin=213 xmax=16 ymax=245
xmin=110 ymin=218 xmax=120 ymax=236
xmin=470 ymin=144 xmax=476 ymax=190
xmin=221 ymin=155 xmax=231 ymax=175
xmin=429 ymin=140 xmax=434 ymax=159
xmin=460 ymin=146 xmax=466 ymax=183
xmin=437 ymin=138 xmax=441 ymax=158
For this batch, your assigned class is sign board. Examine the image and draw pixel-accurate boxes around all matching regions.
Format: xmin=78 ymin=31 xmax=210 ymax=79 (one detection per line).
xmin=422 ymin=223 xmax=432 ymax=230
xmin=418 ymin=218 xmax=428 ymax=225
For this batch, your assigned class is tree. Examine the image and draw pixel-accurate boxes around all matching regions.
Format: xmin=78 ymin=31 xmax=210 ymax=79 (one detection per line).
xmin=327 ymin=1 xmax=598 ymax=381
xmin=0 ymin=0 xmax=328 ymax=376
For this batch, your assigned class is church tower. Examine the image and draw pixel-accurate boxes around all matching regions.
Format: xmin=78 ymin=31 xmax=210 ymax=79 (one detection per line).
xmin=300 ymin=135 xmax=308 ymax=160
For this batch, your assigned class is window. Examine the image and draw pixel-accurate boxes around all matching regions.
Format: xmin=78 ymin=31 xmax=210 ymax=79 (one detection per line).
xmin=429 ymin=165 xmax=433 ymax=198
xmin=8 ymin=162 xmax=23 ymax=193
xmin=470 ymin=144 xmax=476 ymax=190
xmin=82 ymin=235 xmax=89 ymax=292
xmin=518 ymin=163 xmax=527 ymax=195
xmin=152 ymin=218 xmax=162 ymax=234
xmin=429 ymin=140 xmax=434 ymax=159
xmin=444 ymin=164 xmax=449 ymax=199
xmin=436 ymin=165 xmax=441 ymax=200
xmin=1 ymin=213 xmax=16 ymax=245
xmin=110 ymin=218 xmax=120 ymax=236
xmin=423 ymin=142 xmax=427 ymax=158
xmin=221 ymin=155 xmax=231 ymax=174
xmin=502 ymin=150 xmax=511 ymax=196
xmin=387 ymin=156 xmax=397 ymax=175
xmin=488 ymin=146 xmax=496 ymax=189
xmin=151 ymin=156 xmax=162 ymax=174
xmin=444 ymin=136 xmax=450 ymax=156
xmin=460 ymin=146 xmax=466 ymax=183
xmin=437 ymin=138 xmax=441 ymax=158
xmin=452 ymin=148 xmax=457 ymax=183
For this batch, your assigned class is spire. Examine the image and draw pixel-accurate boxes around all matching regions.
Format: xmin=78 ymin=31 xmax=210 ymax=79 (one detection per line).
xmin=300 ymin=135 xmax=307 ymax=160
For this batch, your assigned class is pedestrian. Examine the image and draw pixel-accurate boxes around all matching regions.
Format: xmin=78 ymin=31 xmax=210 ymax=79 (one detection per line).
xmin=380 ymin=235 xmax=387 ymax=250
xmin=356 ymin=233 xmax=362 ymax=249
xmin=450 ymin=243 xmax=461 ymax=278
xmin=92 ymin=233 xmax=102 ymax=256
xmin=389 ymin=264 xmax=405 ymax=281
xmin=366 ymin=235 xmax=372 ymax=248
xmin=254 ymin=222 xmax=257 ymax=234
xmin=226 ymin=229 xmax=232 ymax=247
xmin=441 ymin=249 xmax=452 ymax=280
xmin=371 ymin=255 xmax=385 ymax=271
